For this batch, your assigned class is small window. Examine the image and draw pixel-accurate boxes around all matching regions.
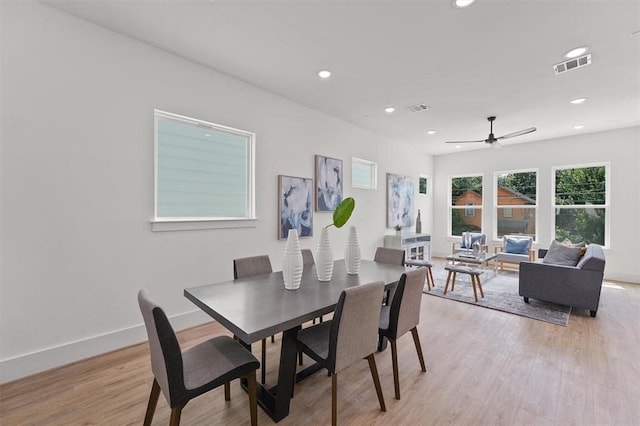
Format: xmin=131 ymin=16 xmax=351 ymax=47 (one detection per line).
xmin=464 ymin=203 xmax=475 ymax=217
xmin=352 ymin=157 xmax=377 ymax=189
xmin=153 ymin=110 xmax=255 ymax=230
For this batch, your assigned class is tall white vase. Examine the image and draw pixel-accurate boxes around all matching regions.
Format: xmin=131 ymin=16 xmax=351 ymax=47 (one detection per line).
xmin=316 ymin=227 xmax=334 ymax=282
xmin=344 ymin=226 xmax=361 ymax=275
xmin=283 ymin=229 xmax=304 ymax=290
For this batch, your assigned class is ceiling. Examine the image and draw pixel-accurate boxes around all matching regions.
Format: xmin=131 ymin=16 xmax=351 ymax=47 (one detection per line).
xmin=43 ymin=0 xmax=640 ymax=155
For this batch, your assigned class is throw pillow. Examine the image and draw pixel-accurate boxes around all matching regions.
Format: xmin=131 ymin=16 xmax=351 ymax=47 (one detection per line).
xmin=461 ymin=233 xmax=484 ymax=249
xmin=504 ymin=237 xmax=530 ymax=255
xmin=542 ymin=240 xmax=583 ymax=266
xmin=560 ymin=239 xmax=587 ymax=257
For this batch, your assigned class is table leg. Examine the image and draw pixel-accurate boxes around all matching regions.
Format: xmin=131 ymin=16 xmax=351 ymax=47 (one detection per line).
xmin=239 ymin=326 xmax=300 ymax=423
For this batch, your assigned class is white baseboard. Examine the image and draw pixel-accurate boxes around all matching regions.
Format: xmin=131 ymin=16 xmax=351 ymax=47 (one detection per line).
xmin=0 ymin=309 xmax=212 ymax=384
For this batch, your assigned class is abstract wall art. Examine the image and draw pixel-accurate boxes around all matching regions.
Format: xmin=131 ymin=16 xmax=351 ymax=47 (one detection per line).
xmin=278 ymin=175 xmax=314 ymax=239
xmin=387 ymin=173 xmax=415 ymax=228
xmin=315 ymin=155 xmax=343 ymax=211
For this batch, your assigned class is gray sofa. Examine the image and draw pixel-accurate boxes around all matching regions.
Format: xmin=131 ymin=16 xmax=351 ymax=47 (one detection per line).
xmin=519 ymin=244 xmax=606 ymax=317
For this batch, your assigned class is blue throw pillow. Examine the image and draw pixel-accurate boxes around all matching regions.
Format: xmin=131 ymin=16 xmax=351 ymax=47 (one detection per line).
xmin=504 ymin=237 xmax=530 ymax=255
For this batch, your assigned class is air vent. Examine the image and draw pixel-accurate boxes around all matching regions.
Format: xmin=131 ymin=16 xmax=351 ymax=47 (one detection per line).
xmin=553 ymin=54 xmax=591 ymax=75
xmin=407 ymin=103 xmax=430 ymax=112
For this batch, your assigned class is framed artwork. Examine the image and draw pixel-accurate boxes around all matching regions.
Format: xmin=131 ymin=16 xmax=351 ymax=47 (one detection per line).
xmin=315 ymin=155 xmax=343 ymax=211
xmin=387 ymin=173 xmax=415 ymax=228
xmin=419 ymin=175 xmax=431 ymax=195
xmin=278 ymin=175 xmax=314 ymax=239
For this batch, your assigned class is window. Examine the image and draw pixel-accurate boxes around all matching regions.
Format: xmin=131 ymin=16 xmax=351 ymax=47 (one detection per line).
xmin=352 ymin=157 xmax=377 ymax=189
xmin=450 ymin=175 xmax=483 ymax=236
xmin=464 ymin=203 xmax=475 ymax=217
xmin=153 ymin=110 xmax=255 ymax=231
xmin=495 ymin=170 xmax=537 ymax=239
xmin=553 ymin=163 xmax=608 ymax=245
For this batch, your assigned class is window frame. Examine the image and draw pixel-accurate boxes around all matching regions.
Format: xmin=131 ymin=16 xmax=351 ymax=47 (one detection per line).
xmin=151 ymin=110 xmax=257 ymax=232
xmin=493 ymin=168 xmax=538 ymax=241
xmin=449 ymin=173 xmax=484 ymax=238
xmin=351 ymin=157 xmax=378 ymax=190
xmin=552 ymin=162 xmax=610 ymax=247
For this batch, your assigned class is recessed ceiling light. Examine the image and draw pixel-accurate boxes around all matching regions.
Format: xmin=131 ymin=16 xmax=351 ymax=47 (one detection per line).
xmin=570 ymin=97 xmax=587 ymax=104
xmin=452 ymin=0 xmax=475 ymax=8
xmin=427 ymin=130 xmax=436 ymax=135
xmin=573 ymin=125 xmax=585 ymax=130
xmin=455 ymin=145 xmax=462 ymax=149
xmin=384 ymin=107 xmax=395 ymax=113
xmin=564 ymin=46 xmax=589 ymax=59
xmin=318 ymin=70 xmax=332 ymax=79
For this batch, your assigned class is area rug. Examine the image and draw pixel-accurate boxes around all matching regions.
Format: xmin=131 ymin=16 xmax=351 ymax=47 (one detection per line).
xmin=424 ymin=265 xmax=572 ymax=326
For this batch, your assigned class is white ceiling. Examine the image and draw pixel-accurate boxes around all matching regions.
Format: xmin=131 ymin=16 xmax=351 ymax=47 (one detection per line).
xmin=43 ymin=0 xmax=640 ymax=155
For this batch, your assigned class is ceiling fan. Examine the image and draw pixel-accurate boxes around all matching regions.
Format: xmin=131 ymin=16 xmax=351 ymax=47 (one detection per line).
xmin=445 ymin=116 xmax=536 ymax=146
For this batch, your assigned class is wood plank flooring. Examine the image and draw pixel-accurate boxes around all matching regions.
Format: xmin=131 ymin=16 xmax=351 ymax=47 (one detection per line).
xmin=2 ymin=268 xmax=639 ymax=425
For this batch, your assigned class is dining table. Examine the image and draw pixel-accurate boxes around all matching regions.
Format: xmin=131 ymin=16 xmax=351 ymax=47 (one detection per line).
xmin=184 ymin=259 xmax=407 ymax=422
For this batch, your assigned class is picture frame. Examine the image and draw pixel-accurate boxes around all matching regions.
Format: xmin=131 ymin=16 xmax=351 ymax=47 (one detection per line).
xmin=419 ymin=175 xmax=431 ymax=195
xmin=278 ymin=175 xmax=314 ymax=239
xmin=315 ymin=155 xmax=343 ymax=211
xmin=387 ymin=173 xmax=415 ymax=228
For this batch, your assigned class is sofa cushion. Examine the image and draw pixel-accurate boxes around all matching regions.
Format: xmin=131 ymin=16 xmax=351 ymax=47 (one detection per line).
xmin=542 ymin=240 xmax=583 ymax=266
xmin=504 ymin=237 xmax=531 ymax=254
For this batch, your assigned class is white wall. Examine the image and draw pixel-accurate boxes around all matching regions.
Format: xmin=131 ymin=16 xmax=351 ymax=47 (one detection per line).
xmin=0 ymin=1 xmax=434 ymax=383
xmin=432 ymin=126 xmax=640 ymax=284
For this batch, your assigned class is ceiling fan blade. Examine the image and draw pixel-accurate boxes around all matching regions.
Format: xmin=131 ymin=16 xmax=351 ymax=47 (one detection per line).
xmin=445 ymin=139 xmax=485 ymax=144
xmin=498 ymin=127 xmax=536 ymax=140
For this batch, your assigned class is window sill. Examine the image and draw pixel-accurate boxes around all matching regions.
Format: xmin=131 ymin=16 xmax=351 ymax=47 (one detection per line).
xmin=151 ymin=218 xmax=258 ymax=232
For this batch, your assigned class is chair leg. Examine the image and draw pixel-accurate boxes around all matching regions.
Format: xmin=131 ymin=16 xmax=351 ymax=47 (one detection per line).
xmin=247 ymin=371 xmax=258 ymax=426
xmin=224 ymin=382 xmax=230 ymax=401
xmin=169 ymin=406 xmax=183 ymax=426
xmin=428 ymin=267 xmax=435 ymax=289
xmin=366 ymin=354 xmax=386 ymax=412
xmin=444 ymin=271 xmax=452 ymax=294
xmin=298 ymin=349 xmax=303 ymax=366
xmin=332 ymin=372 xmax=338 ymax=426
xmin=476 ymin=275 xmax=484 ymax=298
xmin=411 ymin=327 xmax=427 ymax=372
xmin=261 ymin=338 xmax=267 ymax=384
xmin=471 ymin=275 xmax=478 ymax=302
xmin=143 ymin=379 xmax=161 ymax=426
xmin=271 ymin=334 xmax=275 ymax=343
xmin=390 ymin=339 xmax=400 ymax=400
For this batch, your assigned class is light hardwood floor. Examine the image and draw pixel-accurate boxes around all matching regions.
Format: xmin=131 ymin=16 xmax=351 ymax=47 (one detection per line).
xmin=2 ymin=267 xmax=639 ymax=425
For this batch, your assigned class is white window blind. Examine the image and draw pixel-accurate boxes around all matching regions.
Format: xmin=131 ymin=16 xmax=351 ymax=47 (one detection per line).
xmin=352 ymin=158 xmax=377 ymax=189
xmin=154 ymin=110 xmax=255 ymax=223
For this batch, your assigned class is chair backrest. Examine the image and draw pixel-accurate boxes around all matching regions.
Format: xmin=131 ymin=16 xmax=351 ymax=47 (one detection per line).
xmin=328 ymin=281 xmax=385 ymax=373
xmin=138 ymin=289 xmax=183 ymax=406
xmin=374 ymin=247 xmax=405 ymax=265
xmin=388 ymin=268 xmax=427 ymax=339
xmin=233 ymin=255 xmax=273 ymax=279
xmin=460 ymin=232 xmax=486 ymax=249
xmin=301 ymin=249 xmax=315 ymax=268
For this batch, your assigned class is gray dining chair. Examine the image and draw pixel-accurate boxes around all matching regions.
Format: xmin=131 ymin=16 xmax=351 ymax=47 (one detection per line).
xmin=138 ymin=290 xmax=258 ymax=426
xmin=374 ymin=247 xmax=406 ymax=305
xmin=378 ymin=268 xmax=427 ymax=400
xmin=374 ymin=247 xmax=406 ymax=265
xmin=233 ymin=255 xmax=273 ymax=384
xmin=295 ymin=281 xmax=387 ymax=426
xmin=301 ymin=249 xmax=315 ymax=269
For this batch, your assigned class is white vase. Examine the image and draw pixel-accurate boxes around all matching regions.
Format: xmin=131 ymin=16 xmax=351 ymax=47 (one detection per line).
xmin=283 ymin=229 xmax=304 ymax=290
xmin=344 ymin=226 xmax=361 ymax=275
xmin=316 ymin=227 xmax=334 ymax=282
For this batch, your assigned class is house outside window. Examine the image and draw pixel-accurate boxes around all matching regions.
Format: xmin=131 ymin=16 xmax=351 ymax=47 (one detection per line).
xmin=553 ymin=163 xmax=608 ymax=246
xmin=495 ymin=170 xmax=537 ymax=239
xmin=450 ymin=175 xmax=483 ymax=236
